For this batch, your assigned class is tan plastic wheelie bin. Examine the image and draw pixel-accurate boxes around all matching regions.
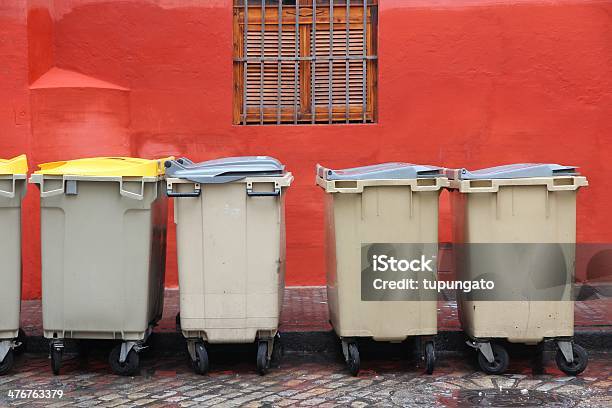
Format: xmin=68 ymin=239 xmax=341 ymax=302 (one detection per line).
xmin=448 ymin=163 xmax=589 ymax=375
xmin=316 ymin=163 xmax=449 ymax=376
xmin=165 ymin=156 xmax=293 ymax=375
xmin=0 ymin=155 xmax=28 ymax=375
xmin=30 ymin=157 xmax=170 ymax=376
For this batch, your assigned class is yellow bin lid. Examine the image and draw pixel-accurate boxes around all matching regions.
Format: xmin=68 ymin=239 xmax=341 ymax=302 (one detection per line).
xmin=0 ymin=155 xmax=28 ymax=175
xmin=34 ymin=157 xmax=172 ymax=177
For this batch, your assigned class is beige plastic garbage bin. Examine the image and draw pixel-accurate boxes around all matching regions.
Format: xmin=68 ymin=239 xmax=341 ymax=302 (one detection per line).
xmin=317 ymin=163 xmax=449 ymax=375
xmin=0 ymin=155 xmax=27 ymax=375
xmin=165 ymin=156 xmax=293 ymax=375
xmin=30 ymin=157 xmax=170 ymax=376
xmin=448 ymin=163 xmax=589 ymax=375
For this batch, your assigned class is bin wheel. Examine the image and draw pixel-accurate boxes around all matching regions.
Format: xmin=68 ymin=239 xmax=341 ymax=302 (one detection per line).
xmin=77 ymin=340 xmax=91 ymax=359
xmin=0 ymin=350 xmax=15 ymax=375
xmin=271 ymin=336 xmax=283 ymax=367
xmin=555 ymin=344 xmax=588 ymax=376
xmin=256 ymin=341 xmax=269 ymax=375
xmin=531 ymin=342 xmax=545 ymax=375
xmin=50 ymin=346 xmax=62 ymax=376
xmin=15 ymin=329 xmax=27 ymax=355
xmin=109 ymin=345 xmax=139 ymax=376
xmin=192 ymin=342 xmax=209 ymax=375
xmin=478 ymin=343 xmax=509 ymax=375
xmin=424 ymin=342 xmax=435 ymax=375
xmin=347 ymin=343 xmax=360 ymax=376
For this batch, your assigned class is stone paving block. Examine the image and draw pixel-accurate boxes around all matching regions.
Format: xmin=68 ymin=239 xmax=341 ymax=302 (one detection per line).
xmin=536 ymin=382 xmax=564 ymax=391
xmin=276 ymin=398 xmax=298 ymax=406
xmin=192 ymin=394 xmax=221 ymax=402
xmin=98 ymin=393 xmax=121 ymax=401
xmin=126 ymin=392 xmax=149 ymax=400
xmin=111 ymin=398 xmax=134 ymax=407
xmin=197 ymin=396 xmax=227 ymax=406
xmin=494 ymin=377 xmax=516 ymax=389
xmin=0 ymin=353 xmax=610 ymax=407
xmin=516 ymin=379 xmax=543 ymax=390
xmin=277 ymin=389 xmax=300 ymax=397
xmin=470 ymin=376 xmax=495 ymax=389
xmin=131 ymin=398 xmax=156 ymax=405
xmin=166 ymin=395 xmax=188 ymax=402
xmin=317 ymin=403 xmax=338 ymax=408
xmin=227 ymin=391 xmax=268 ymax=405
xmin=299 ymin=397 xmax=327 ymax=406
xmin=430 ymin=381 xmax=460 ymax=390
xmin=150 ymin=391 xmax=177 ymax=399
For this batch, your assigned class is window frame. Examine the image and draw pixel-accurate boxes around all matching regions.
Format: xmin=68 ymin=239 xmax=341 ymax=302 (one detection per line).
xmin=233 ymin=1 xmax=378 ymax=125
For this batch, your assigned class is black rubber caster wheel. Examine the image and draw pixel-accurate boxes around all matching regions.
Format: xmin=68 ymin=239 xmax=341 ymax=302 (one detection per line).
xmin=424 ymin=341 xmax=435 ymax=375
xmin=271 ymin=335 xmax=283 ymax=368
xmin=0 ymin=350 xmax=15 ymax=375
xmin=77 ymin=340 xmax=91 ymax=359
xmin=109 ymin=345 xmax=139 ymax=376
xmin=556 ymin=344 xmax=588 ymax=376
xmin=192 ymin=342 xmax=209 ymax=375
xmin=15 ymin=329 xmax=27 ymax=355
xmin=531 ymin=342 xmax=545 ymax=375
xmin=50 ymin=346 xmax=62 ymax=376
xmin=256 ymin=341 xmax=269 ymax=375
xmin=478 ymin=343 xmax=509 ymax=375
xmin=347 ymin=343 xmax=360 ymax=376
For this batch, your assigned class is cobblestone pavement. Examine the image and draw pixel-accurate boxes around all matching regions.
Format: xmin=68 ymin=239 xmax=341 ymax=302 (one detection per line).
xmin=0 ymin=350 xmax=610 ymax=407
xmin=20 ymin=288 xmax=612 ymax=335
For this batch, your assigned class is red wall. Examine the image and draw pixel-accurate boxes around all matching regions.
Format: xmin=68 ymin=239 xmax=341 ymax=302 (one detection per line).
xmin=1 ymin=0 xmax=611 ymax=299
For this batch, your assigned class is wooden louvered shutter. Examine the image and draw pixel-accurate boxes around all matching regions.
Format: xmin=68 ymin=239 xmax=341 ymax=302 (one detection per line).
xmin=311 ymin=29 xmax=368 ymax=122
xmin=244 ymin=31 xmax=301 ymax=123
xmin=233 ymin=2 xmax=377 ymax=125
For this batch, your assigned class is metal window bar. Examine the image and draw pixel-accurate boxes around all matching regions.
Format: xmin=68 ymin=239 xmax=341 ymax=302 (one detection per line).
xmin=242 ymin=0 xmax=249 ymax=125
xmin=277 ymin=0 xmax=282 ymax=124
xmin=237 ymin=55 xmax=377 ymax=62
xmin=362 ymin=0 xmax=367 ymax=123
xmin=259 ymin=0 xmax=265 ymax=125
xmin=345 ymin=0 xmax=350 ymax=123
xmin=237 ymin=1 xmax=377 ymax=125
xmin=328 ymin=0 xmax=333 ymax=124
xmin=311 ymin=0 xmax=316 ymax=124
xmin=294 ymin=0 xmax=299 ymax=124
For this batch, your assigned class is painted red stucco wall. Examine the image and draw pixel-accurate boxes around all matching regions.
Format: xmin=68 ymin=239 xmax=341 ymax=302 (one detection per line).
xmin=1 ymin=0 xmax=611 ymax=299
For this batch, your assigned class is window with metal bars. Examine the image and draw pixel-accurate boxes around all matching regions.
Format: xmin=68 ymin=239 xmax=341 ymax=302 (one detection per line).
xmin=233 ymin=0 xmax=378 ymax=125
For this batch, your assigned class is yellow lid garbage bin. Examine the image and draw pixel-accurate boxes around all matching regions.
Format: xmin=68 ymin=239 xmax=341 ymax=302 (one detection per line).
xmin=448 ymin=163 xmax=589 ymax=375
xmin=0 ymin=155 xmax=28 ymax=375
xmin=165 ymin=156 xmax=293 ymax=375
xmin=316 ymin=163 xmax=449 ymax=376
xmin=29 ymin=156 xmax=171 ymax=376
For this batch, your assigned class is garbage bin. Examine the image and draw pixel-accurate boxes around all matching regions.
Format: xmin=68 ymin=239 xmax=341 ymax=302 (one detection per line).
xmin=0 ymin=155 xmax=28 ymax=375
xmin=165 ymin=156 xmax=293 ymax=375
xmin=316 ymin=163 xmax=449 ymax=375
xmin=448 ymin=163 xmax=589 ymax=375
xmin=30 ymin=157 xmax=170 ymax=376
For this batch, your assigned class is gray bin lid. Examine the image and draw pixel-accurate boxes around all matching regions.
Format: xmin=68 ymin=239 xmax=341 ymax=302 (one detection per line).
xmin=455 ymin=163 xmax=578 ymax=180
xmin=320 ymin=163 xmax=444 ymax=181
xmin=165 ymin=156 xmax=285 ymax=184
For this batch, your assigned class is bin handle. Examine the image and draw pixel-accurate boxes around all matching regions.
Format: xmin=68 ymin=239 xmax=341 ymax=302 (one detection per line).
xmin=246 ymin=184 xmax=281 ymax=197
xmin=39 ymin=178 xmax=65 ymax=198
xmin=166 ymin=189 xmax=201 ymax=198
xmin=166 ymin=183 xmax=201 ymax=197
xmin=0 ymin=178 xmax=16 ymax=199
xmin=119 ymin=178 xmax=145 ymax=201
